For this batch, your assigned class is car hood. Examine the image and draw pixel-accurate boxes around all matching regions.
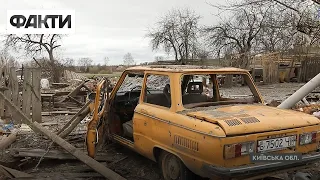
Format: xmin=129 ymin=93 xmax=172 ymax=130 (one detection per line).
xmin=186 ymin=105 xmax=320 ymax=136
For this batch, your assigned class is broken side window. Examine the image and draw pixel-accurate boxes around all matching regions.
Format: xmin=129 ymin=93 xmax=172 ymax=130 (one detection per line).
xmin=143 ymin=74 xmax=171 ymax=108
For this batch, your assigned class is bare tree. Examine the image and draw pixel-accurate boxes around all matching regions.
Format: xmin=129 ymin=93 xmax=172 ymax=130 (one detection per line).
xmin=123 ymin=53 xmax=135 ymax=66
xmin=147 ymin=8 xmax=201 ymax=64
xmin=154 ymin=56 xmax=164 ymax=62
xmin=104 ymin=56 xmax=110 ymax=66
xmin=0 ymin=49 xmax=20 ymax=67
xmin=190 ymin=39 xmax=212 ymax=59
xmin=61 ymin=58 xmax=75 ymax=68
xmin=254 ymin=9 xmax=296 ymax=52
xmin=205 ymin=4 xmax=269 ymax=68
xmin=210 ymin=0 xmax=320 ymax=46
xmin=78 ymin=57 xmax=93 ymax=72
xmin=4 ymin=34 xmax=63 ymax=82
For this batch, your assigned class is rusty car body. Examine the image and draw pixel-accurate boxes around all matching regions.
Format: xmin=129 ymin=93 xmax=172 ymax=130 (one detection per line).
xmin=86 ymin=65 xmax=320 ymax=180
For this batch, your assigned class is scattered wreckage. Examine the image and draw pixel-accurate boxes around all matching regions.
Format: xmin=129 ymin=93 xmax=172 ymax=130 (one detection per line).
xmin=1 ymin=65 xmax=319 ymax=180
xmin=85 ymin=65 xmax=320 ymax=180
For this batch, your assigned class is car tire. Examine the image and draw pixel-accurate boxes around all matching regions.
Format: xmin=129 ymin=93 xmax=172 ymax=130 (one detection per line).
xmin=159 ymin=151 xmax=197 ymax=180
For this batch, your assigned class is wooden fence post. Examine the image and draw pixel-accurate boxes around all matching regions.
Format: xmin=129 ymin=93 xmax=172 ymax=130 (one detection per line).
xmin=31 ymin=68 xmax=42 ymax=123
xmin=9 ymin=67 xmax=19 ymax=123
xmin=4 ymin=66 xmax=10 ymax=118
xmin=22 ymin=68 xmax=32 ymax=118
xmin=0 ymin=65 xmax=5 ymax=118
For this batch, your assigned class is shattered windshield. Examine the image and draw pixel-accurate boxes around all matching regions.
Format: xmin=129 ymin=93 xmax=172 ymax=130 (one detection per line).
xmin=117 ymin=73 xmax=170 ymax=92
xmin=117 ymin=74 xmax=144 ymax=93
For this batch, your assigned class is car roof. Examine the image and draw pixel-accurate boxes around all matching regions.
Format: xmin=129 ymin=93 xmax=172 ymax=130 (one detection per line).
xmin=126 ymin=65 xmax=248 ymax=73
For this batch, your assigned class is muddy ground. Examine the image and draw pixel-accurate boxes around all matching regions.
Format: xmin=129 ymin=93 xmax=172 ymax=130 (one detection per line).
xmin=0 ymin=114 xmax=164 ymax=180
xmin=0 ymin=82 xmax=319 ymax=180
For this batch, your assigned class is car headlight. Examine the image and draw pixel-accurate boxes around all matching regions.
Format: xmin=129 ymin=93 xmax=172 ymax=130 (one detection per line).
xmin=224 ymin=141 xmax=255 ymax=159
xmin=299 ymin=132 xmax=316 ymax=145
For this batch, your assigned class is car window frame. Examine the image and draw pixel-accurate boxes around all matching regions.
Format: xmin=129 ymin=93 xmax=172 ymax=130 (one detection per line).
xmin=179 ymin=71 xmax=264 ymax=108
xmin=140 ymin=72 xmax=172 ymax=110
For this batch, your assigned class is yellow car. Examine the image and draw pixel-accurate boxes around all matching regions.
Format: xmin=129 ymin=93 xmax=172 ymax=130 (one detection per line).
xmin=86 ymin=65 xmax=320 ymax=180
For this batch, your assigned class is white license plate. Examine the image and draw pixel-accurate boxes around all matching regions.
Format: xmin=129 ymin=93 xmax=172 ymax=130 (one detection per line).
xmin=257 ymin=135 xmax=297 ymax=152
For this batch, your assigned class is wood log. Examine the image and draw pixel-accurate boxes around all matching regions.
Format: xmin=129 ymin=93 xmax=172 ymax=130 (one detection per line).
xmin=0 ymin=164 xmax=33 ymax=178
xmin=0 ymin=130 xmax=18 ymax=150
xmin=0 ymin=91 xmax=126 ymax=180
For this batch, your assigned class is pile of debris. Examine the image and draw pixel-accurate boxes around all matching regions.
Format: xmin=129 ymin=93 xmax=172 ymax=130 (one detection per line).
xmin=0 ymin=119 xmax=17 ymax=151
xmin=0 ymin=94 xmax=125 ymax=180
xmin=61 ymin=70 xmax=87 ymax=82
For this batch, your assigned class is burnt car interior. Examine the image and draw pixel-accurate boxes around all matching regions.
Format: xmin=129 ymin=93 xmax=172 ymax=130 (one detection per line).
xmin=108 ymin=72 xmax=261 ymax=140
xmin=110 ymin=73 xmax=171 ymax=140
xmin=108 ymin=73 xmax=143 ymax=140
xmin=181 ymin=73 xmax=261 ymax=109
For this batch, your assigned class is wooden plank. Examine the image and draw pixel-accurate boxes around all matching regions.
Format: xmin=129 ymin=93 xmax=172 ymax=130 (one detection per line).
xmin=40 ymin=111 xmax=78 ymax=116
xmin=30 ymin=111 xmax=78 ymax=116
xmin=35 ymin=172 xmax=102 ymax=178
xmin=68 ymin=95 xmax=85 ymax=106
xmin=3 ymin=66 xmax=11 ymax=118
xmin=53 ymin=91 xmax=88 ymax=96
xmin=0 ymin=91 xmax=126 ymax=180
xmin=13 ymin=148 xmax=119 ymax=162
xmin=0 ymin=65 xmax=4 ymax=117
xmin=10 ymin=68 xmax=20 ymax=122
xmin=41 ymin=93 xmax=55 ymax=97
xmin=51 ymin=83 xmax=69 ymax=88
xmin=58 ymin=106 xmax=90 ymax=138
xmin=57 ymin=101 xmax=91 ymax=135
xmin=17 ymin=148 xmax=76 ymax=160
xmin=31 ymin=69 xmax=42 ymax=122
xmin=10 ymin=68 xmax=19 ymax=106
xmin=0 ymin=164 xmax=33 ymax=178
xmin=22 ymin=68 xmax=32 ymax=118
xmin=59 ymin=81 xmax=87 ymax=103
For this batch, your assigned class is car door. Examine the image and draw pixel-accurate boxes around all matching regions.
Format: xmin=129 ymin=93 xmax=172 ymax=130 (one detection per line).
xmin=133 ymin=73 xmax=173 ymax=159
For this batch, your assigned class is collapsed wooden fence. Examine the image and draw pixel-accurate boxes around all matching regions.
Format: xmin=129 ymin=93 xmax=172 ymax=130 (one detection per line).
xmin=300 ymin=57 xmax=320 ymax=82
xmin=0 ymin=66 xmax=42 ymax=123
xmin=0 ymin=66 xmax=126 ymax=179
xmin=252 ymin=53 xmax=280 ymax=84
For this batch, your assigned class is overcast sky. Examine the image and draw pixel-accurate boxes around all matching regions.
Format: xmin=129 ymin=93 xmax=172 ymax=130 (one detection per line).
xmin=0 ymin=0 xmax=225 ymax=65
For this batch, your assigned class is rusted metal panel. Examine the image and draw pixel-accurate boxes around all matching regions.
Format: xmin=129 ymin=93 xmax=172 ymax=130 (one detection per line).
xmin=174 ymin=135 xmax=199 ymax=151
xmin=186 ymin=105 xmax=320 ymax=136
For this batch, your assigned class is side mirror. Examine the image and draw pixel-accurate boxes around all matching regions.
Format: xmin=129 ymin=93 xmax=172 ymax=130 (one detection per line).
xmin=88 ymin=92 xmax=96 ymax=102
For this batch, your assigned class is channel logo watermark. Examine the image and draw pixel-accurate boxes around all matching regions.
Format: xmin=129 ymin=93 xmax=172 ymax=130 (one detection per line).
xmin=250 ymin=153 xmax=302 ymax=163
xmin=6 ymin=10 xmax=75 ymax=34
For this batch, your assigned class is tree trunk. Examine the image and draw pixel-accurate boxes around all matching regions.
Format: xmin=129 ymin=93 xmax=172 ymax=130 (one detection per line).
xmin=49 ymin=51 xmax=60 ymax=83
xmin=185 ymin=40 xmax=189 ymax=60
